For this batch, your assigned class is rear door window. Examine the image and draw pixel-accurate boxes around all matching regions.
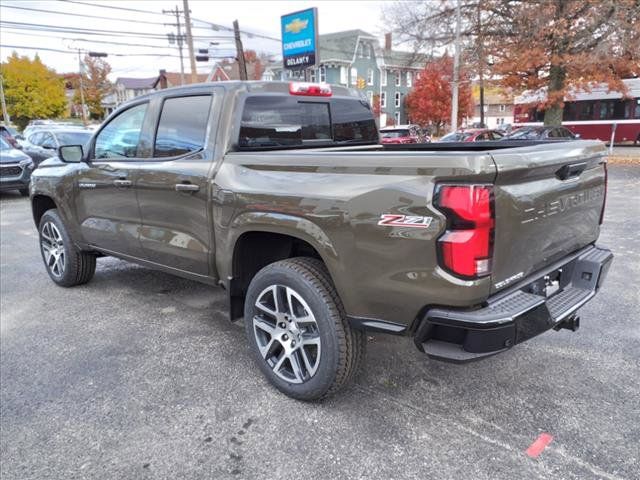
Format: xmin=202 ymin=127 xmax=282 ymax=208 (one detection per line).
xmin=154 ymin=95 xmax=212 ymax=157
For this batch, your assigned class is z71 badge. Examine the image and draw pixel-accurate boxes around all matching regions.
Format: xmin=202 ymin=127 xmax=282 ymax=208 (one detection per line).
xmin=378 ymin=214 xmax=433 ymax=228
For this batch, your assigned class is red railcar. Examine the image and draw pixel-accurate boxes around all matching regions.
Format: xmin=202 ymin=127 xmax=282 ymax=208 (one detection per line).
xmin=514 ymin=78 xmax=640 ymax=144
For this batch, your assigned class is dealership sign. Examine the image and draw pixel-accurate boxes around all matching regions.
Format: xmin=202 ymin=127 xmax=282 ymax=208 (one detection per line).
xmin=281 ymin=8 xmax=318 ymax=69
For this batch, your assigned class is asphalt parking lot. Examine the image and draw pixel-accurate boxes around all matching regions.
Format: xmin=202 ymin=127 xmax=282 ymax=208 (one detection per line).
xmin=1 ymin=164 xmax=639 ymax=480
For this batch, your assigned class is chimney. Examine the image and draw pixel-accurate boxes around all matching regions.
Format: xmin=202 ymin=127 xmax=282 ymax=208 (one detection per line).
xmin=384 ymin=33 xmax=392 ymax=51
xmin=158 ymin=69 xmax=167 ymax=89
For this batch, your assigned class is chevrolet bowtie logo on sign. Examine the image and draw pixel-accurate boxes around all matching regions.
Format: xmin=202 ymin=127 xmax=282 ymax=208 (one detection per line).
xmin=285 ymin=18 xmax=309 ymax=34
xmin=281 ymin=8 xmax=318 ymax=71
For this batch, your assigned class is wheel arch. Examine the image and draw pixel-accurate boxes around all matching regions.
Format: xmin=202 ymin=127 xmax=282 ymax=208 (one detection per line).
xmin=31 ymin=195 xmax=58 ymax=228
xmin=227 ymin=226 xmax=340 ymax=321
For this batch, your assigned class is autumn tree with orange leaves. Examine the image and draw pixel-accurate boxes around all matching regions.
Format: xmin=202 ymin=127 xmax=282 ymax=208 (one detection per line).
xmin=405 ymin=56 xmax=474 ymax=135
xmin=386 ymin=0 xmax=640 ymax=125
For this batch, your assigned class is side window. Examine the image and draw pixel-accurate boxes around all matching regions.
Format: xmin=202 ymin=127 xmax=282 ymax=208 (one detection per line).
xmin=28 ymin=132 xmax=43 ymax=145
xmin=41 ymin=133 xmax=56 ymax=149
xmin=154 ymin=95 xmax=212 ymax=157
xmin=94 ymin=103 xmax=148 ymax=159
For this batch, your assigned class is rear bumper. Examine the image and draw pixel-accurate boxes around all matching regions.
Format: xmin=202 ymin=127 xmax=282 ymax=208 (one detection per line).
xmin=414 ymin=245 xmax=613 ymax=363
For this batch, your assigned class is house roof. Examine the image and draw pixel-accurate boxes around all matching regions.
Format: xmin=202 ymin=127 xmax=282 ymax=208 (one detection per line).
xmin=212 ymin=62 xmax=263 ymax=81
xmin=116 ymin=77 xmax=157 ymax=89
xmin=318 ymin=29 xmax=377 ymax=63
xmin=153 ymin=71 xmax=210 ymax=88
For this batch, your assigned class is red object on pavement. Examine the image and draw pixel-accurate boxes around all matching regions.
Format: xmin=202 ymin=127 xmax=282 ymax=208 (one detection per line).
xmin=526 ymin=433 xmax=554 ymax=458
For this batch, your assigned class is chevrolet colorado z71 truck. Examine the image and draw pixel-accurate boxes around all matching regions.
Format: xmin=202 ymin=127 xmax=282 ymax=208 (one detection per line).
xmin=30 ymin=81 xmax=613 ymax=400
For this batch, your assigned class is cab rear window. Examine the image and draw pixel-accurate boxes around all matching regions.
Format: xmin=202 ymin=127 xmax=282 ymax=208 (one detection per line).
xmin=238 ymin=96 xmax=377 ymax=149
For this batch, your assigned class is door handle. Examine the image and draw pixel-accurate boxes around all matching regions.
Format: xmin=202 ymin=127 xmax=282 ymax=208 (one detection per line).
xmin=113 ymin=179 xmax=132 ymax=187
xmin=175 ymin=183 xmax=200 ymax=192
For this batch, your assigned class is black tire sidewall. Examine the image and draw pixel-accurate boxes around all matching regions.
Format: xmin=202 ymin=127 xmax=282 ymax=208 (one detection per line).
xmin=244 ymin=263 xmax=343 ymax=400
xmin=38 ymin=210 xmax=78 ymax=287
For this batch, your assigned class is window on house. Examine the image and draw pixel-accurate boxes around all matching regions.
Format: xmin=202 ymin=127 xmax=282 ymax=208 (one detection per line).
xmin=350 ymin=67 xmax=357 ymax=86
xmin=394 ymin=111 xmax=400 ymax=125
xmin=340 ymin=66 xmax=347 ymax=84
xmin=395 ymin=71 xmax=401 ymax=87
xmin=381 ymin=69 xmax=387 ymax=87
xmin=309 ymin=69 xmax=316 ymax=82
xmin=367 ymin=91 xmax=373 ymax=105
xmin=319 ymin=66 xmax=326 ymax=83
xmin=395 ymin=92 xmax=401 ymax=108
xmin=367 ymin=68 xmax=374 ymax=86
xmin=406 ymin=71 xmax=412 ymax=87
xmin=498 ymin=104 xmax=506 ymax=112
xmin=381 ymin=92 xmax=386 ymax=108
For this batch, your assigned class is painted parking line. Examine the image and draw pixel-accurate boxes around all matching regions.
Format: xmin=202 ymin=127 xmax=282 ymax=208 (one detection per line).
xmin=526 ymin=433 xmax=554 ymax=458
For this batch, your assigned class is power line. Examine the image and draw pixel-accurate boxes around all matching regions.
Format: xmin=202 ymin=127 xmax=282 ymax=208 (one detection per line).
xmin=55 ymin=0 xmax=281 ymax=43
xmin=0 ymin=44 xmax=239 ymax=60
xmin=0 ymin=20 xmax=231 ymax=41
xmin=0 ymin=4 xmax=170 ymax=26
xmin=0 ymin=44 xmax=181 ymax=58
xmin=1 ymin=29 xmax=180 ymax=50
xmin=56 ymin=0 xmax=168 ymax=17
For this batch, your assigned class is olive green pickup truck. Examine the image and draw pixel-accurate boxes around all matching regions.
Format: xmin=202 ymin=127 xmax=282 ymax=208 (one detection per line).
xmin=30 ymin=81 xmax=612 ymax=400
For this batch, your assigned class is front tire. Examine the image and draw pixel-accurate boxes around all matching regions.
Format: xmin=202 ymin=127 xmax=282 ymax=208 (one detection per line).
xmin=39 ymin=209 xmax=96 ymax=287
xmin=244 ymin=257 xmax=364 ymax=401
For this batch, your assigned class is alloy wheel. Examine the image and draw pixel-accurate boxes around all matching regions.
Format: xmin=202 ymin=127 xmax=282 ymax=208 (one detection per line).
xmin=252 ymin=284 xmax=322 ymax=384
xmin=41 ymin=221 xmax=65 ymax=278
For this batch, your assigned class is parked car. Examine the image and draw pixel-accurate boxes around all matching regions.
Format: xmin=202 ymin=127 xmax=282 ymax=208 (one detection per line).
xmin=439 ymin=128 xmax=505 ymax=142
xmin=380 ymin=125 xmax=429 ymax=144
xmin=502 ymin=126 xmax=578 ymax=141
xmin=31 ymin=81 xmax=612 ymax=400
xmin=0 ymin=124 xmax=21 ymax=149
xmin=22 ymin=128 xmax=92 ymax=166
xmin=0 ymin=136 xmax=34 ymax=196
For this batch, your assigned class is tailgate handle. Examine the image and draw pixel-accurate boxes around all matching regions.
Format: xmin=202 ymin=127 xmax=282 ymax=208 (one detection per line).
xmin=556 ymin=162 xmax=587 ymax=180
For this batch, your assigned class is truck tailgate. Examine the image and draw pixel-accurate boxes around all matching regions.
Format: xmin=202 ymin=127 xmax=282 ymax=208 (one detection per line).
xmin=489 ymin=140 xmax=607 ymax=293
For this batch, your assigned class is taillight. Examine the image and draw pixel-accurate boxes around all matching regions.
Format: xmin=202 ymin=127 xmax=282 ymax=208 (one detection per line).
xmin=289 ymin=82 xmax=332 ymax=97
xmin=599 ymin=163 xmax=607 ymax=225
xmin=435 ymin=185 xmax=494 ymax=279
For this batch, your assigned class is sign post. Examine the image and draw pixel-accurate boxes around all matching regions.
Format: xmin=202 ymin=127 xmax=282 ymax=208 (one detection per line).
xmin=281 ymin=8 xmax=319 ymax=73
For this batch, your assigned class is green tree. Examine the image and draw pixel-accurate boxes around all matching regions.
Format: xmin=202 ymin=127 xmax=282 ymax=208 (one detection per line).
xmin=72 ymin=55 xmax=113 ymax=119
xmin=0 ymin=52 xmax=67 ymax=130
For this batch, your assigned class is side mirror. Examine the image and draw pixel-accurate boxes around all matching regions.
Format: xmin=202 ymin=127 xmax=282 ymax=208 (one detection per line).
xmin=574 ymin=133 xmax=581 ymax=139
xmin=58 ymin=145 xmax=84 ymax=163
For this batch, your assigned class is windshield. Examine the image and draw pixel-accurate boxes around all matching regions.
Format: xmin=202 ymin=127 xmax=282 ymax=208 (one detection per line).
xmin=440 ymin=132 xmax=473 ymax=142
xmin=381 ymin=129 xmax=410 ymax=139
xmin=0 ymin=137 xmax=10 ymax=150
xmin=54 ymin=131 xmax=92 ymax=146
xmin=238 ymin=96 xmax=377 ymax=149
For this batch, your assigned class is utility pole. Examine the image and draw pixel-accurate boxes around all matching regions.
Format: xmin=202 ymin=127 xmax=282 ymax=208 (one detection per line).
xmin=450 ymin=0 xmax=461 ymax=132
xmin=233 ymin=20 xmax=248 ymax=81
xmin=77 ymin=49 xmax=88 ymax=126
xmin=0 ymin=74 xmax=10 ymax=125
xmin=164 ymin=6 xmax=185 ymax=85
xmin=477 ymin=2 xmax=485 ymax=128
xmin=182 ymin=0 xmax=197 ymax=83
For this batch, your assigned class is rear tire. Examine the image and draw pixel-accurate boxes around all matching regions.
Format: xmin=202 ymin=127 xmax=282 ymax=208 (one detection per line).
xmin=244 ymin=257 xmax=364 ymax=401
xmin=39 ymin=209 xmax=96 ymax=287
